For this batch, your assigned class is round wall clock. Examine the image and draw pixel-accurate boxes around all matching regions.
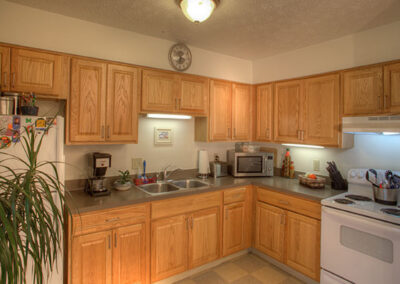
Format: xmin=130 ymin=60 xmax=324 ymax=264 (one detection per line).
xmin=168 ymin=43 xmax=192 ymax=71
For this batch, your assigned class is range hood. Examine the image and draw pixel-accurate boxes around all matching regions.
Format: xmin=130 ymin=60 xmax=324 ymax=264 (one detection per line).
xmin=342 ymin=116 xmax=400 ymax=135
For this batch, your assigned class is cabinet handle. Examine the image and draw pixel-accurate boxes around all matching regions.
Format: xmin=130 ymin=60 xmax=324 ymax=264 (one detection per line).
xmin=107 ymin=125 xmax=110 ymax=139
xmin=105 ymin=217 xmax=120 ymax=222
xmin=279 ymin=200 xmax=290 ymax=205
xmin=384 ymin=95 xmax=388 ymax=109
xmin=108 ymin=235 xmax=111 ymax=249
xmin=301 ymin=130 xmax=305 ymax=141
xmin=234 ymin=128 xmax=236 ymax=137
xmin=228 ymin=128 xmax=231 ymax=137
xmin=178 ymin=98 xmax=181 ymax=110
xmin=101 ymin=126 xmax=105 ymax=138
xmin=280 ymin=214 xmax=285 ymax=225
xmin=3 ymin=72 xmax=7 ymax=88
xmin=186 ymin=217 xmax=189 ymax=230
xmin=266 ymin=128 xmax=270 ymax=138
xmin=11 ymin=73 xmax=15 ymax=88
xmin=297 ymin=130 xmax=301 ymax=140
xmin=191 ymin=217 xmax=193 ymax=229
xmin=114 ymin=232 xmax=117 ymax=248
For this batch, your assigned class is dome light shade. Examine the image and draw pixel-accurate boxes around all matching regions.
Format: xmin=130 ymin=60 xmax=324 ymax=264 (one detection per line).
xmin=179 ymin=0 xmax=218 ymax=23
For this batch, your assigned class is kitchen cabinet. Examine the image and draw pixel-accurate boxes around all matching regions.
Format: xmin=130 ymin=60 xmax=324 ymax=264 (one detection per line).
xmin=286 ymin=211 xmax=320 ymax=281
xmin=303 ymin=74 xmax=340 ymax=146
xmin=232 ymin=83 xmax=252 ymax=140
xmin=342 ymin=66 xmax=383 ymax=116
xmin=10 ymin=48 xmax=69 ymax=98
xmin=384 ymin=62 xmax=400 ymax=113
xmin=0 ymin=46 xmax=10 ymax=91
xmin=256 ymin=83 xmax=273 ymax=142
xmin=179 ymin=74 xmax=209 ymax=115
xmin=71 ymin=230 xmax=112 ymax=284
xmin=274 ymin=80 xmax=304 ymax=143
xmin=209 ymin=79 xmax=232 ymax=141
xmin=69 ymin=59 xmax=139 ymax=144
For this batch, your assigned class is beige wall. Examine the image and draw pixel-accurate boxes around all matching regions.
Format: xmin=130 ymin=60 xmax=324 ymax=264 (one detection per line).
xmin=253 ymin=20 xmax=400 ymax=83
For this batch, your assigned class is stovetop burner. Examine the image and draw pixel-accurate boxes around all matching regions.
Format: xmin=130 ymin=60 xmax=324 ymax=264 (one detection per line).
xmin=345 ymin=194 xmax=372 ymax=201
xmin=381 ymin=208 xmax=400 ymax=217
xmin=334 ymin=198 xmax=354 ymax=204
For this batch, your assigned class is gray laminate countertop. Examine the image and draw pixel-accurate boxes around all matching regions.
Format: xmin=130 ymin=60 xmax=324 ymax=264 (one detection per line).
xmin=66 ymin=176 xmax=345 ymax=214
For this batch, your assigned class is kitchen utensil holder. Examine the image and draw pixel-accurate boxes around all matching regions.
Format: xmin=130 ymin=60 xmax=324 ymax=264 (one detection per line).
xmin=373 ymin=186 xmax=398 ymax=205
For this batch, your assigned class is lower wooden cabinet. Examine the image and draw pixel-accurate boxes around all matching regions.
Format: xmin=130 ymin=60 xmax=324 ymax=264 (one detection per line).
xmin=223 ymin=202 xmax=246 ymax=256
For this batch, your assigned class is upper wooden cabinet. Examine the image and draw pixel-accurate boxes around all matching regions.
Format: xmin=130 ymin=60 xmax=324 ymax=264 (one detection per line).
xmin=10 ymin=48 xmax=69 ymax=98
xmin=303 ymin=74 xmax=340 ymax=146
xmin=232 ymin=83 xmax=252 ymax=141
xmin=179 ymin=74 xmax=209 ymax=115
xmin=0 ymin=46 xmax=10 ymax=91
xmin=274 ymin=80 xmax=304 ymax=143
xmin=69 ymin=59 xmax=139 ymax=144
xmin=384 ymin=62 xmax=400 ymax=113
xmin=209 ymin=80 xmax=232 ymax=141
xmin=256 ymin=84 xmax=273 ymax=142
xmin=342 ymin=66 xmax=383 ymax=116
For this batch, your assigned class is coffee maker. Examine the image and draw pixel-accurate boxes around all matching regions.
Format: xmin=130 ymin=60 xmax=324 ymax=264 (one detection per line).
xmin=85 ymin=152 xmax=112 ymax=196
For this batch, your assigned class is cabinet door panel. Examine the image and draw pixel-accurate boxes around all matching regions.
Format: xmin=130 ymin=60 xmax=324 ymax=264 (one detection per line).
xmin=223 ymin=202 xmax=245 ymax=256
xmin=142 ymin=70 xmax=179 ymax=112
xmin=304 ymin=74 xmax=340 ymax=146
xmin=209 ymin=80 xmax=232 ymax=141
xmin=11 ymin=48 xmax=68 ymax=98
xmin=256 ymin=84 xmax=273 ymax=141
xmin=0 ymin=46 xmax=10 ymax=91
xmin=106 ymin=64 xmax=139 ymax=142
xmin=69 ymin=59 xmax=107 ymax=142
xmin=255 ymin=202 xmax=285 ymax=262
xmin=232 ymin=83 xmax=251 ymax=141
xmin=286 ymin=211 xmax=320 ymax=281
xmin=179 ymin=75 xmax=209 ymax=114
xmin=151 ymin=215 xmax=188 ymax=282
xmin=72 ymin=231 xmax=112 ymax=284
xmin=274 ymin=80 xmax=303 ymax=143
xmin=189 ymin=207 xmax=220 ymax=268
xmin=342 ymin=67 xmax=383 ymax=115
xmin=113 ymin=223 xmax=146 ymax=284
xmin=384 ymin=63 xmax=400 ymax=113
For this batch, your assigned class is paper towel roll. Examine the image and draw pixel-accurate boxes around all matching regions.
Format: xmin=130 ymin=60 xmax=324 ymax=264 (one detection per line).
xmin=198 ymin=150 xmax=210 ymax=175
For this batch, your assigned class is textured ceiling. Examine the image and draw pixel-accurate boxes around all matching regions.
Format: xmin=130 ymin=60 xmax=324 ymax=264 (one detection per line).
xmin=6 ymin=0 xmax=400 ymax=60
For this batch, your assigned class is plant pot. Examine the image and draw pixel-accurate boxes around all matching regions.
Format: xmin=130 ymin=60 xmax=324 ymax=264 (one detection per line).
xmin=20 ymin=106 xmax=39 ymax=116
xmin=114 ymin=181 xmax=132 ymax=191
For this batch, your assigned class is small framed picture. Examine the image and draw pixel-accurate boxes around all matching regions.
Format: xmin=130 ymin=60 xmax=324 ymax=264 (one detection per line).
xmin=154 ymin=128 xmax=173 ymax=145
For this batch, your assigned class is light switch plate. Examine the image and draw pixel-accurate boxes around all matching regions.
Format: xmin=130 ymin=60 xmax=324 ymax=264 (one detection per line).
xmin=132 ymin=158 xmax=143 ymax=170
xmin=313 ymin=160 xmax=320 ymax=171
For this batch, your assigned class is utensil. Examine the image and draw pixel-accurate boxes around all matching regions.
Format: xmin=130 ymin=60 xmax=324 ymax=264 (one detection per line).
xmin=142 ymin=160 xmax=147 ymax=180
xmin=373 ymin=185 xmax=398 ymax=205
xmin=366 ymin=169 xmax=379 ymax=188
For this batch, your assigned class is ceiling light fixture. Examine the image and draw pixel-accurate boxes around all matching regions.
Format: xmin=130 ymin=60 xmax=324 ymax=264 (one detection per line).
xmin=282 ymin=144 xmax=325 ymax=149
xmin=178 ymin=0 xmax=220 ymax=23
xmin=147 ymin=114 xmax=192 ymax=120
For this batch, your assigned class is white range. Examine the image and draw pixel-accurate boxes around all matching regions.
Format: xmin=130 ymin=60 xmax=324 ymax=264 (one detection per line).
xmin=320 ymin=168 xmax=400 ymax=284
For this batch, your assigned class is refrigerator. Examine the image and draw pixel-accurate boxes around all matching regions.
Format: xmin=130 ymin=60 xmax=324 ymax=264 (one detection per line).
xmin=0 ymin=115 xmax=65 ymax=284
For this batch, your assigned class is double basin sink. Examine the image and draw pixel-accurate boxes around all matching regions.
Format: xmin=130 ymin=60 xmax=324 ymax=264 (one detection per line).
xmin=137 ymin=179 xmax=209 ymax=195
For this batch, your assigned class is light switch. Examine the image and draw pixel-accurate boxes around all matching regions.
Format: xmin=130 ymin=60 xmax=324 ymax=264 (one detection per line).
xmin=313 ymin=160 xmax=320 ymax=171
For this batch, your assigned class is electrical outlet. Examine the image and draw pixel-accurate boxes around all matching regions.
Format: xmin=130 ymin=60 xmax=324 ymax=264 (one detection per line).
xmin=132 ymin=158 xmax=143 ymax=170
xmin=313 ymin=160 xmax=320 ymax=171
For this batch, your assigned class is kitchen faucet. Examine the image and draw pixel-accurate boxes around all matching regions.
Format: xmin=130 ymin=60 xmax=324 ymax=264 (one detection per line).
xmin=160 ymin=165 xmax=181 ymax=181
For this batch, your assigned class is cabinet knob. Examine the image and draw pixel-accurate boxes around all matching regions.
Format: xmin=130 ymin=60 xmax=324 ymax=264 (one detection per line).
xmin=101 ymin=126 xmax=105 ymax=138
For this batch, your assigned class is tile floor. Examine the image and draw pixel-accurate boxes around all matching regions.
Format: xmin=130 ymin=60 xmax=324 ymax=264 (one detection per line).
xmin=174 ymin=253 xmax=304 ymax=284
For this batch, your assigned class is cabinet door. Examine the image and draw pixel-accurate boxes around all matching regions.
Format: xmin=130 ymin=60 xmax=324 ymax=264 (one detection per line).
xmin=69 ymin=58 xmax=107 ymax=143
xmin=10 ymin=48 xmax=68 ymax=98
xmin=142 ymin=69 xmax=179 ymax=112
xmin=342 ymin=66 xmax=383 ymax=116
xmin=384 ymin=63 xmax=400 ymax=113
xmin=209 ymin=80 xmax=232 ymax=141
xmin=71 ymin=231 xmax=112 ymax=284
xmin=286 ymin=211 xmax=320 ymax=281
xmin=223 ymin=202 xmax=245 ymax=256
xmin=274 ymin=80 xmax=304 ymax=143
xmin=254 ymin=202 xmax=285 ymax=262
xmin=303 ymin=74 xmax=340 ymax=146
xmin=113 ymin=223 xmax=147 ymax=284
xmin=179 ymin=75 xmax=209 ymax=115
xmin=106 ymin=64 xmax=139 ymax=143
xmin=232 ymin=83 xmax=252 ymax=141
xmin=0 ymin=46 xmax=10 ymax=91
xmin=256 ymin=84 xmax=273 ymax=141
xmin=151 ymin=215 xmax=188 ymax=282
xmin=189 ymin=207 xmax=220 ymax=268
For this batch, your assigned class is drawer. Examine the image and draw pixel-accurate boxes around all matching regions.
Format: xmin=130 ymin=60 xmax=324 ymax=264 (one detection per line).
xmin=151 ymin=191 xmax=222 ymax=220
xmin=224 ymin=187 xmax=247 ymax=204
xmin=72 ymin=203 xmax=149 ymax=235
xmin=256 ymin=187 xmax=321 ymax=219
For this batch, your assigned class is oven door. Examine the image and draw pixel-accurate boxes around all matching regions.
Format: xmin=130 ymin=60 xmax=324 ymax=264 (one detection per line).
xmin=321 ymin=206 xmax=400 ymax=284
xmin=235 ymin=155 xmax=265 ymax=176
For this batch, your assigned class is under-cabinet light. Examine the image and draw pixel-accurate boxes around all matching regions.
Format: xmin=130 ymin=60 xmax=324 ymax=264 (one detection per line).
xmin=382 ymin=132 xmax=400 ymax=135
xmin=146 ymin=114 xmax=192 ymax=120
xmin=282 ymin=144 xmax=325 ymax=149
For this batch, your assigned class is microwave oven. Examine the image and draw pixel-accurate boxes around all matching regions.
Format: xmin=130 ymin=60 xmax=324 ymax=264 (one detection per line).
xmin=227 ymin=150 xmax=274 ymax=177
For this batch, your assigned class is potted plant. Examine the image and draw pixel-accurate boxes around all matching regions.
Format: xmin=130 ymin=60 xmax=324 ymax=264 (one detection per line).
xmin=114 ymin=170 xmax=132 ymax=191
xmin=20 ymin=92 xmax=39 ymax=116
xmin=0 ymin=122 xmax=68 ymax=284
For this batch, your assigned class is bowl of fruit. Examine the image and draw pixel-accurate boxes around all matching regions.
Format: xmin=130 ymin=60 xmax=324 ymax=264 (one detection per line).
xmin=298 ymin=173 xmax=326 ymax=189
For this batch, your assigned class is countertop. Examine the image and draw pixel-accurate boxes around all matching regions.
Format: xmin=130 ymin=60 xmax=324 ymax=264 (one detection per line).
xmin=66 ymin=176 xmax=345 ymax=214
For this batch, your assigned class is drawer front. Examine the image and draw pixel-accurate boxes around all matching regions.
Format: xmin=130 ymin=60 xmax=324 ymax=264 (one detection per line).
xmin=224 ymin=187 xmax=247 ymax=204
xmin=72 ymin=203 xmax=149 ymax=235
xmin=256 ymin=187 xmax=321 ymax=219
xmin=151 ymin=192 xmax=222 ymax=220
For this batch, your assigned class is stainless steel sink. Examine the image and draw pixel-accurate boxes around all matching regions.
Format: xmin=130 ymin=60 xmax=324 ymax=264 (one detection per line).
xmin=170 ymin=179 xmax=209 ymax=189
xmin=138 ymin=182 xmax=180 ymax=195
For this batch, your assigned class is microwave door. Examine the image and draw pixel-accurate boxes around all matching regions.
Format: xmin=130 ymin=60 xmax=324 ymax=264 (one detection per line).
xmin=237 ymin=156 xmax=263 ymax=173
